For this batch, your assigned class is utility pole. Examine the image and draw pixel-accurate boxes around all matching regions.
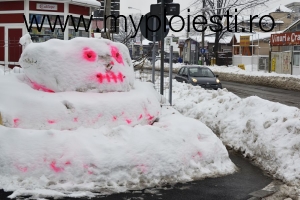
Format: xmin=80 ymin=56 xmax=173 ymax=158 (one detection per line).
xmin=104 ymin=0 xmax=111 ymax=39
xmin=160 ymin=0 xmax=165 ymax=95
xmin=201 ymin=0 xmax=205 ymax=65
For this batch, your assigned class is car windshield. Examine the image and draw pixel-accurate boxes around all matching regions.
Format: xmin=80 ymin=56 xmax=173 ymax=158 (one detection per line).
xmin=188 ymin=68 xmax=215 ymax=77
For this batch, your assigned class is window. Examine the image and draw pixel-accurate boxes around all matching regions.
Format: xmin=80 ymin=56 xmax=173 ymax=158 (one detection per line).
xmin=178 ymin=67 xmax=184 ymax=75
xmin=68 ymin=29 xmax=89 ymax=40
xmin=30 ymin=27 xmax=64 ymax=42
xmin=294 ymin=52 xmax=300 ymax=66
xmin=182 ymin=68 xmax=188 ymax=76
xmin=188 ymin=67 xmax=215 ymax=77
xmin=297 ymin=24 xmax=300 ymax=31
xmin=294 ymin=46 xmax=300 ymax=51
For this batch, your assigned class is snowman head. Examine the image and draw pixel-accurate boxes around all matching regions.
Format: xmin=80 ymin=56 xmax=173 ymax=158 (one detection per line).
xmin=19 ymin=37 xmax=135 ymax=93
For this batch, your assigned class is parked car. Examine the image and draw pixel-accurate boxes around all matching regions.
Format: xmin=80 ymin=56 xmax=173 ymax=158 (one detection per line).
xmin=175 ymin=65 xmax=222 ymax=90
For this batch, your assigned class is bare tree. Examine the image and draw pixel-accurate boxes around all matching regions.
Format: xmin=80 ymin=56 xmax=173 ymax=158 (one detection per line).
xmin=192 ymin=0 xmax=269 ymax=63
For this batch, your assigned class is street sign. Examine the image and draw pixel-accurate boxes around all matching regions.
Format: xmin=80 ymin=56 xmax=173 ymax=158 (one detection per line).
xmin=150 ymin=3 xmax=180 ymax=15
xmin=140 ymin=12 xmax=169 ymax=42
xmin=200 ymin=48 xmax=206 ymax=54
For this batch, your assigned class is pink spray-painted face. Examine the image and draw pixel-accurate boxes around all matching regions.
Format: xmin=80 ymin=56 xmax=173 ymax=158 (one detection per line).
xmin=96 ymin=72 xmax=124 ymax=83
xmin=111 ymin=46 xmax=124 ymax=65
xmin=30 ymin=80 xmax=55 ymax=93
xmin=83 ymin=48 xmax=97 ymax=62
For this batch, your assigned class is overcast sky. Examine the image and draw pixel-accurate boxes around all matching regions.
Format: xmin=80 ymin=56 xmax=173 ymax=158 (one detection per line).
xmin=117 ymin=0 xmax=297 ymax=37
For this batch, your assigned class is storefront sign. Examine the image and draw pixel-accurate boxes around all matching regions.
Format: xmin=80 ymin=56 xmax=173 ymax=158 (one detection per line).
xmin=240 ymin=36 xmax=250 ymax=46
xmin=36 ymin=3 xmax=58 ymax=11
xmin=271 ymin=31 xmax=300 ymax=46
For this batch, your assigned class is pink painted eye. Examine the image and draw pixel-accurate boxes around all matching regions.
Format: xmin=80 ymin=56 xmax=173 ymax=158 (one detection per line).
xmin=83 ymin=48 xmax=97 ymax=62
xmin=111 ymin=46 xmax=123 ymax=64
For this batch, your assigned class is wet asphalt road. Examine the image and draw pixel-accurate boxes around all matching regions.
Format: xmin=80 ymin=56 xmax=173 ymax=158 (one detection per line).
xmin=221 ymin=81 xmax=300 ymax=109
xmin=0 ymin=150 xmax=273 ymax=200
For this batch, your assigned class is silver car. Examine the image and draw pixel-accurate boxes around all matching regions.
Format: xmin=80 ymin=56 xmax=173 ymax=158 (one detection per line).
xmin=175 ymin=65 xmax=222 ymax=90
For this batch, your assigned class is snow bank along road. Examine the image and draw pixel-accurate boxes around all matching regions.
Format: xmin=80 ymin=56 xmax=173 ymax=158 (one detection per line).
xmin=138 ymin=63 xmax=300 ymax=91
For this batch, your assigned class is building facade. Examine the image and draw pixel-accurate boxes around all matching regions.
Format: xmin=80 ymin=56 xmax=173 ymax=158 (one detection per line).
xmin=0 ymin=0 xmax=100 ymax=68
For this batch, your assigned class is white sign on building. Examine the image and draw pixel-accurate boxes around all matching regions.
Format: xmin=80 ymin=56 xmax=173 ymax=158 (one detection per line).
xmin=36 ymin=3 xmax=58 ymax=11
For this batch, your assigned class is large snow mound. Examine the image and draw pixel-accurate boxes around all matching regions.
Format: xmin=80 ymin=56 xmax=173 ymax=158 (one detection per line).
xmin=0 ymin=75 xmax=160 ymax=129
xmin=172 ymin=81 xmax=300 ymax=186
xmin=0 ymin=107 xmax=236 ymax=199
xmin=19 ymin=35 xmax=134 ymax=93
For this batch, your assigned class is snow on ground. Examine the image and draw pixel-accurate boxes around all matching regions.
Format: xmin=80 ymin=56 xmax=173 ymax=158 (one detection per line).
xmin=171 ymin=81 xmax=300 ymax=187
xmin=0 ymin=35 xmax=236 ymax=199
xmin=0 ymin=92 xmax=236 ymax=199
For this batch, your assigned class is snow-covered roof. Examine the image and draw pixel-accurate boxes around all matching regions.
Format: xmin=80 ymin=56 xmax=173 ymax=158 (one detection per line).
xmin=259 ymin=4 xmax=294 ymax=16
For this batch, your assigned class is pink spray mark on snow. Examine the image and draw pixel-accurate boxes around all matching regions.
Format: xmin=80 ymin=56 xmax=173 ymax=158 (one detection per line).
xmin=50 ymin=161 xmax=64 ymax=173
xmin=96 ymin=72 xmax=124 ymax=83
xmin=137 ymin=164 xmax=148 ymax=174
xmin=126 ymin=119 xmax=132 ymax=124
xmin=30 ymin=80 xmax=55 ymax=93
xmin=192 ymin=151 xmax=203 ymax=159
xmin=73 ymin=117 xmax=78 ymax=122
xmin=111 ymin=46 xmax=124 ymax=64
xmin=13 ymin=118 xmax=20 ymax=128
xmin=83 ymin=164 xmax=94 ymax=174
xmin=113 ymin=116 xmax=117 ymax=121
xmin=138 ymin=114 xmax=143 ymax=120
xmin=48 ymin=120 xmax=56 ymax=124
xmin=16 ymin=165 xmax=28 ymax=173
xmin=83 ymin=48 xmax=97 ymax=62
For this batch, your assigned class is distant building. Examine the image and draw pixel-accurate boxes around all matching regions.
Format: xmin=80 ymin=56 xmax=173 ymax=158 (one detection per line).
xmin=285 ymin=2 xmax=300 ymax=22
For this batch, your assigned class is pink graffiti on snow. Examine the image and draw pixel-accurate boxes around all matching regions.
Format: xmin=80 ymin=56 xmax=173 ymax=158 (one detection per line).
xmin=111 ymin=46 xmax=124 ymax=64
xmin=13 ymin=118 xmax=19 ymax=128
xmin=30 ymin=80 xmax=55 ymax=93
xmin=126 ymin=119 xmax=132 ymax=124
xmin=137 ymin=164 xmax=148 ymax=174
xmin=96 ymin=72 xmax=124 ymax=83
xmin=83 ymin=48 xmax=97 ymax=62
xmin=48 ymin=120 xmax=56 ymax=124
xmin=83 ymin=164 xmax=93 ymax=174
xmin=16 ymin=165 xmax=28 ymax=173
xmin=50 ymin=161 xmax=64 ymax=173
xmin=73 ymin=117 xmax=78 ymax=122
xmin=138 ymin=114 xmax=143 ymax=120
xmin=65 ymin=161 xmax=71 ymax=165
xmin=113 ymin=116 xmax=117 ymax=121
xmin=192 ymin=151 xmax=203 ymax=159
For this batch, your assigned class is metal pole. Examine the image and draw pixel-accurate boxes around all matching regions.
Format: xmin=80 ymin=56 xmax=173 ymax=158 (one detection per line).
xmin=169 ymin=45 xmax=173 ymax=105
xmin=201 ymin=0 xmax=205 ymax=65
xmin=160 ymin=0 xmax=165 ymax=95
xmin=252 ymin=34 xmax=253 ymax=71
xmin=152 ymin=18 xmax=156 ymax=84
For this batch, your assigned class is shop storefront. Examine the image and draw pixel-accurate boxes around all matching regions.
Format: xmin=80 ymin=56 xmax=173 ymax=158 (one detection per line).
xmin=270 ymin=31 xmax=300 ymax=75
xmin=0 ymin=0 xmax=100 ymax=68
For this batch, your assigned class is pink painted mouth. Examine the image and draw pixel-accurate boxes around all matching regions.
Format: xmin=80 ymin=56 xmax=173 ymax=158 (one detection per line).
xmin=96 ymin=72 xmax=125 ymax=83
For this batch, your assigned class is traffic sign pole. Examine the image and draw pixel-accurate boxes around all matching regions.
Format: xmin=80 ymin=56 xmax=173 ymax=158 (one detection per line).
xmin=152 ymin=18 xmax=156 ymax=84
xmin=160 ymin=0 xmax=165 ymax=95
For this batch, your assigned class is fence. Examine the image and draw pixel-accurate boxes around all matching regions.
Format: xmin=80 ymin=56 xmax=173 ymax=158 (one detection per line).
xmin=0 ymin=38 xmax=23 ymax=70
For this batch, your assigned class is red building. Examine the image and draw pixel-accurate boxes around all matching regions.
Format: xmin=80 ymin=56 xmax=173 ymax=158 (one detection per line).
xmin=0 ymin=0 xmax=100 ymax=69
